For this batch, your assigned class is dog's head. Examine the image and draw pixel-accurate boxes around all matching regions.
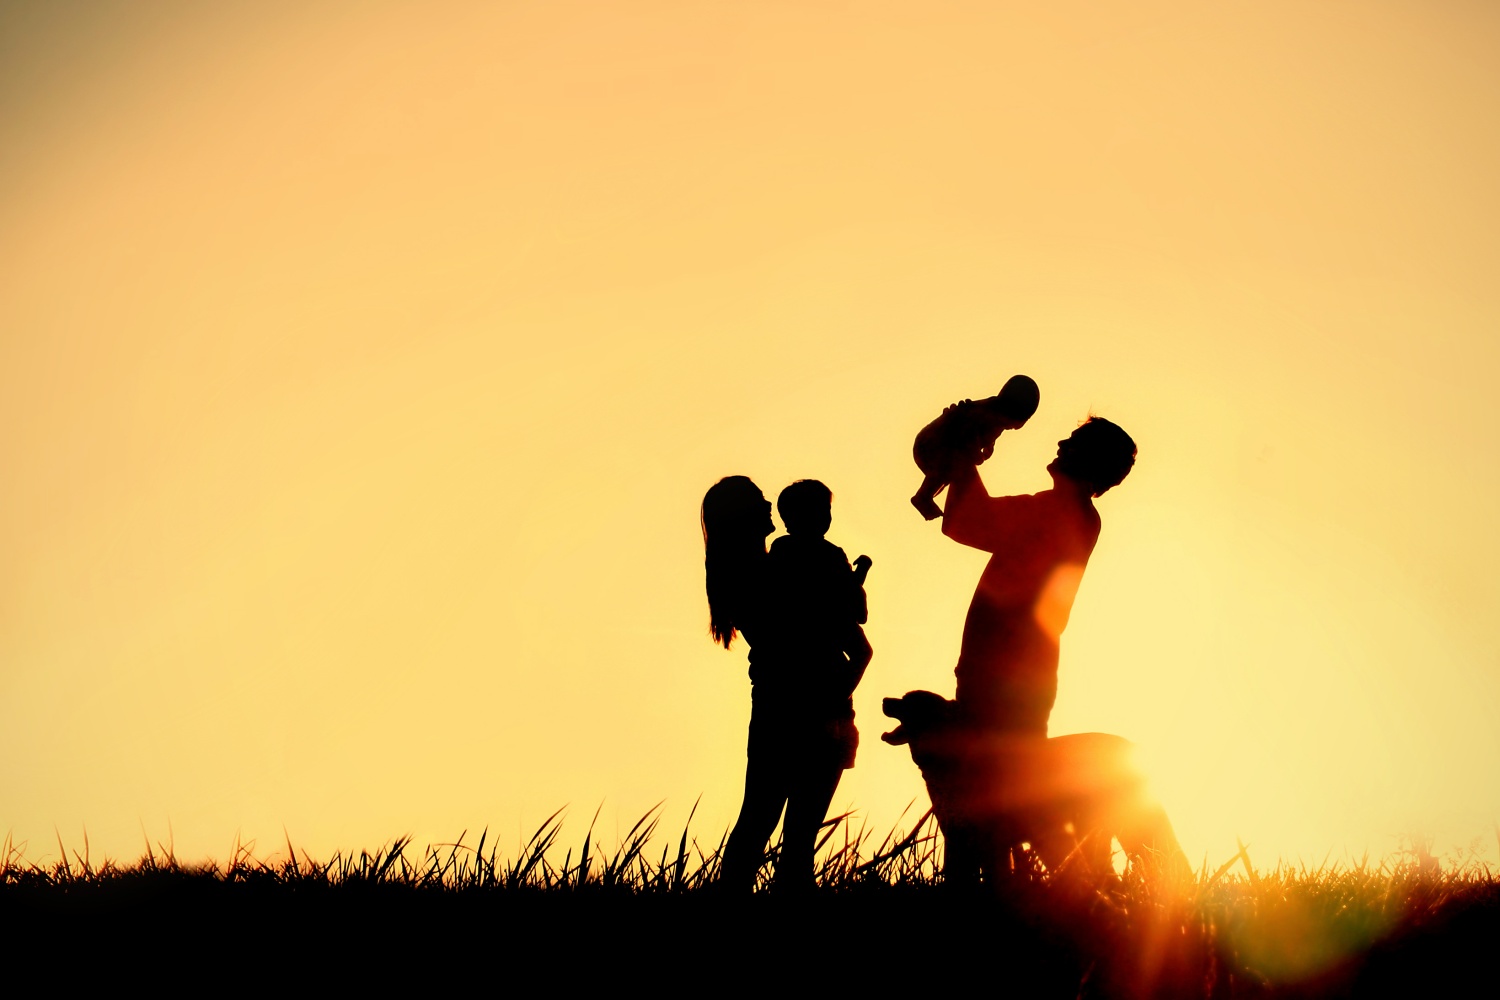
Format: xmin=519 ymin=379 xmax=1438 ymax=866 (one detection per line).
xmin=880 ymin=689 xmax=959 ymax=746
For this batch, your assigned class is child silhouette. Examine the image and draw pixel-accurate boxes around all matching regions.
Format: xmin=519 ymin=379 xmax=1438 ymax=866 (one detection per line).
xmin=911 ymin=374 xmax=1040 ymax=520
xmin=769 ymin=480 xmax=872 ymax=738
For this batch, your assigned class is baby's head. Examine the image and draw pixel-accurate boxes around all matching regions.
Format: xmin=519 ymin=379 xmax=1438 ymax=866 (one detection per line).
xmin=989 ymin=374 xmax=1040 ymax=426
xmin=778 ymin=479 xmax=833 ymax=538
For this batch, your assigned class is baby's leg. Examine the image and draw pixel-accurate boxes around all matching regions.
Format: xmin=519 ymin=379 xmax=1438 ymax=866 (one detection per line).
xmin=910 ymin=472 xmax=945 ymax=520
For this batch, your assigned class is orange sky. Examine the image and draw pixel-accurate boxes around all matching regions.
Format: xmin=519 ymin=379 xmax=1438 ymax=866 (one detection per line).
xmin=3 ymin=1 xmax=1498 ymax=869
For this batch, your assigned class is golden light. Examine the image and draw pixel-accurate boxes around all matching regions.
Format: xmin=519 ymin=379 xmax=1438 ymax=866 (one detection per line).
xmin=1 ymin=1 xmax=1497 ymax=869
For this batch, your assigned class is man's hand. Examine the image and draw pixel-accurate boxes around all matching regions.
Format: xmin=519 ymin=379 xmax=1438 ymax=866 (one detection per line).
xmin=941 ymin=399 xmax=976 ymax=416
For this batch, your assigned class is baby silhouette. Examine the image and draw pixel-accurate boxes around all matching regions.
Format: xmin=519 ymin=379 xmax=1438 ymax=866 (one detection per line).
xmin=910 ymin=374 xmax=1040 ymax=520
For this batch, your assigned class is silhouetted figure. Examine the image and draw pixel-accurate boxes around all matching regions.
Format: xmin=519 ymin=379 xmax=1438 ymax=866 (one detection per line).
xmin=769 ymin=479 xmax=873 ymax=703
xmin=702 ymin=476 xmax=872 ymax=892
xmin=944 ymin=416 xmax=1136 ymax=737
xmin=896 ymin=413 xmax=1137 ymax=884
xmin=882 ymin=690 xmax=1188 ymax=883
xmin=910 ymin=374 xmax=1041 ymax=520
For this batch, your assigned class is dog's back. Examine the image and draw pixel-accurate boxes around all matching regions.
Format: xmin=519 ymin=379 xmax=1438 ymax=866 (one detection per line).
xmin=883 ymin=691 xmax=1187 ymax=880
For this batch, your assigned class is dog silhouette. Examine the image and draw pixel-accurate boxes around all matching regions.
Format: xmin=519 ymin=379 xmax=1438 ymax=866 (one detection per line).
xmin=882 ymin=690 xmax=1188 ymax=883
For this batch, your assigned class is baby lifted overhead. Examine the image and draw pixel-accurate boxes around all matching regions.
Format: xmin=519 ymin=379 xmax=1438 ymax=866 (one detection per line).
xmin=910 ymin=374 xmax=1040 ymax=520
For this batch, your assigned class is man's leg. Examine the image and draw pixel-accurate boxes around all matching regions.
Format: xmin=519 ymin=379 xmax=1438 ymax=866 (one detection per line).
xmin=941 ymin=825 xmax=984 ymax=886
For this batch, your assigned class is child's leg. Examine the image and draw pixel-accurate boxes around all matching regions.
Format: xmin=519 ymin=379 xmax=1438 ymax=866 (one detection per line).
xmin=840 ymin=626 xmax=872 ymax=697
xmin=848 ymin=626 xmax=872 ymax=671
xmin=911 ymin=473 xmax=945 ymax=520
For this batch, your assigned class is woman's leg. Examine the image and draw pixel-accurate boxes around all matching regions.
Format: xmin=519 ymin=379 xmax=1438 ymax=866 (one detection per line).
xmin=720 ymin=733 xmax=790 ymax=892
xmin=778 ymin=759 xmax=843 ymax=890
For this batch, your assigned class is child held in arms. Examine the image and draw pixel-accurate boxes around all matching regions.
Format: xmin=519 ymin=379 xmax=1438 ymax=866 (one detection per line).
xmin=910 ymin=374 xmax=1040 ymax=520
xmin=769 ymin=480 xmax=873 ymax=726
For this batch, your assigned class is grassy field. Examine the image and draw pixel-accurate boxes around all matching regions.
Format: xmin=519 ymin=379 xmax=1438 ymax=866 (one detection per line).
xmin=4 ymin=811 xmax=1496 ymax=996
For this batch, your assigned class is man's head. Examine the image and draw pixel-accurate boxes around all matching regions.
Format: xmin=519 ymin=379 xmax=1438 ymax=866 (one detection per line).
xmin=778 ymin=479 xmax=833 ymax=537
xmin=1050 ymin=417 xmax=1136 ymax=497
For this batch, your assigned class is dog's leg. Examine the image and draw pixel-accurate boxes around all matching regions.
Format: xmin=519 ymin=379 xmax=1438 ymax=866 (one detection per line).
xmin=1117 ymin=802 xmax=1191 ymax=880
xmin=942 ymin=825 xmax=984 ymax=886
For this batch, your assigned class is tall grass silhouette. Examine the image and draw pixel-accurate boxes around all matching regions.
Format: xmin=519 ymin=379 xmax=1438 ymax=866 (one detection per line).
xmin=1 ymin=803 xmax=945 ymax=893
xmin=3 ymin=812 xmax=1496 ymax=997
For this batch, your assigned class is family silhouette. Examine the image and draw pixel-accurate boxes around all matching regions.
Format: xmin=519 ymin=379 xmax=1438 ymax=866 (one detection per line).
xmin=702 ymin=377 xmax=1184 ymax=890
xmin=702 ymin=477 xmax=870 ymax=891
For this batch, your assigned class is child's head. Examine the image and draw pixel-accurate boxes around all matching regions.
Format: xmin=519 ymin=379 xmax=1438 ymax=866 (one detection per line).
xmin=1051 ymin=417 xmax=1137 ymax=496
xmin=992 ymin=374 xmax=1040 ymax=424
xmin=777 ymin=479 xmax=833 ymax=537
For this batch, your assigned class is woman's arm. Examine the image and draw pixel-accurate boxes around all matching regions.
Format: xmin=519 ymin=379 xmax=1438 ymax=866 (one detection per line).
xmin=839 ymin=624 xmax=872 ymax=697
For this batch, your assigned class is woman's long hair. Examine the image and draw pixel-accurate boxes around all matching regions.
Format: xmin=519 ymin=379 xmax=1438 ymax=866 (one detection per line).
xmin=701 ymin=476 xmax=769 ymax=648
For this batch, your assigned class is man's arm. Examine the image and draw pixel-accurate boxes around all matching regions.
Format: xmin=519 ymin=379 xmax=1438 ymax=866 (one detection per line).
xmin=941 ymin=461 xmax=1029 ymax=553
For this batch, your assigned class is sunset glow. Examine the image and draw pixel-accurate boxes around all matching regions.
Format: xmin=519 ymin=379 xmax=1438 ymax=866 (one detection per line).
xmin=2 ymin=1 xmax=1498 ymax=870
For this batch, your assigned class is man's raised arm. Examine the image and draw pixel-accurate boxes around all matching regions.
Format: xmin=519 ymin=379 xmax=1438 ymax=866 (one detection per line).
xmin=942 ymin=452 xmax=1038 ymax=554
xmin=943 ymin=462 xmax=995 ymax=551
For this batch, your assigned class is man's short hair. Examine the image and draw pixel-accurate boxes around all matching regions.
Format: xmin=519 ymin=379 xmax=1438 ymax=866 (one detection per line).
xmin=1063 ymin=417 xmax=1136 ymax=496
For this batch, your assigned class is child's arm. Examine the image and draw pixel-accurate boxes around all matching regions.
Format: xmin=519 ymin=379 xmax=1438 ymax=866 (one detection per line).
xmin=973 ymin=402 xmax=1018 ymax=463
xmin=852 ymin=554 xmax=871 ymax=586
xmin=848 ymin=554 xmax=871 ymax=625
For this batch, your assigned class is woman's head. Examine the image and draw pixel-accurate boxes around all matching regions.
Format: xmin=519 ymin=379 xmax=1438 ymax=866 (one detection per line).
xmin=701 ymin=476 xmax=773 ymax=648
xmin=701 ymin=475 xmax=774 ymax=547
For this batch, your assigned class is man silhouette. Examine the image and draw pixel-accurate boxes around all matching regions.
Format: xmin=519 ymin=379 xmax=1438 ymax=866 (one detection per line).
xmin=942 ymin=416 xmax=1136 ymax=737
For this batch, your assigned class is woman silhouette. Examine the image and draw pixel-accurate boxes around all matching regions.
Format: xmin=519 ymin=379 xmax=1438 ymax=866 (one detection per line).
xmin=702 ymin=475 xmax=856 ymax=891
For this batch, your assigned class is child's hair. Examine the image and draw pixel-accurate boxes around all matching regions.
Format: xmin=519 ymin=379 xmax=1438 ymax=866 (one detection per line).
xmin=1058 ymin=417 xmax=1137 ymax=496
xmin=701 ymin=476 xmax=769 ymax=648
xmin=777 ymin=479 xmax=833 ymax=536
